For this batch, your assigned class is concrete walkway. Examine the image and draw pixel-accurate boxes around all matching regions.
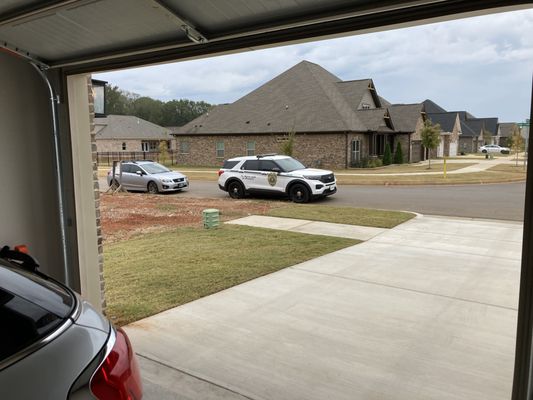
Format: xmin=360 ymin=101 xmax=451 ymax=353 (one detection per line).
xmin=226 ymin=215 xmax=387 ymax=241
xmin=125 ymin=215 xmax=523 ymax=400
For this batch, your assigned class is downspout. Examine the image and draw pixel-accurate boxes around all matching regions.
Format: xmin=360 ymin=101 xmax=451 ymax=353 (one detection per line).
xmin=31 ymin=64 xmax=70 ymax=287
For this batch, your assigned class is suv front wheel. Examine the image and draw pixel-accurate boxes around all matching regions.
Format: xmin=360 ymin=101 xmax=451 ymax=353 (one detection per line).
xmin=289 ymin=183 xmax=310 ymax=203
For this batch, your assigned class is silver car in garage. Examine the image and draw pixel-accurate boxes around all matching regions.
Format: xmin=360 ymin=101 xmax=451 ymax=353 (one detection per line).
xmin=0 ymin=246 xmax=143 ymax=399
xmin=107 ymin=160 xmax=189 ymax=194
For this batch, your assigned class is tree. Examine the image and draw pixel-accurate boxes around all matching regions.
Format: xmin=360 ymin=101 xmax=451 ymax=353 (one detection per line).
xmin=103 ymin=84 xmax=212 ymax=127
xmin=158 ymin=140 xmax=169 ymax=165
xmin=509 ymin=126 xmax=524 ymax=167
xmin=394 ymin=142 xmax=404 ymax=164
xmin=280 ymin=130 xmax=296 ymax=156
xmin=382 ymin=142 xmax=392 ymax=165
xmin=421 ymin=120 xmax=441 ymax=169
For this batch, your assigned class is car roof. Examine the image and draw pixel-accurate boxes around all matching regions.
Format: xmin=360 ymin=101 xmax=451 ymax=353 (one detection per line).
xmin=226 ymin=155 xmax=292 ymax=162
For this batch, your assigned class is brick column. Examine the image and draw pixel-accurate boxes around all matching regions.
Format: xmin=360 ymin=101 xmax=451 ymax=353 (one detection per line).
xmin=87 ymin=77 xmax=106 ymax=311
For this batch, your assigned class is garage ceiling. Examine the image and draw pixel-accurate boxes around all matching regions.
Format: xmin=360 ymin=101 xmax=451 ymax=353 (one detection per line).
xmin=0 ymin=0 xmax=531 ymax=73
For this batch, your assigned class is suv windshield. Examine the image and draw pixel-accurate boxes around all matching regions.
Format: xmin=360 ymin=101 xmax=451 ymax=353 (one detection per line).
xmin=142 ymin=162 xmax=170 ymax=174
xmin=276 ymin=158 xmax=306 ymax=172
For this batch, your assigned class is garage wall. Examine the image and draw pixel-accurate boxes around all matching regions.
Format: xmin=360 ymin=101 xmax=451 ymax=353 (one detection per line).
xmin=0 ymin=52 xmax=63 ymax=280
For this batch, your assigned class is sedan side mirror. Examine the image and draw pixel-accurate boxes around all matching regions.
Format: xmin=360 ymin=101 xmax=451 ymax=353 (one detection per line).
xmin=136 ymin=170 xmax=143 ymax=176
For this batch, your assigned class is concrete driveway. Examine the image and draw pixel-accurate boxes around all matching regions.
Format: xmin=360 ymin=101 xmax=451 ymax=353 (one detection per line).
xmin=125 ymin=215 xmax=522 ymax=400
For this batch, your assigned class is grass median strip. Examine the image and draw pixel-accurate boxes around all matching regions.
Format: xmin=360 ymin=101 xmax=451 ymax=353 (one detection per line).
xmin=267 ymin=205 xmax=414 ymax=228
xmin=104 ymin=225 xmax=358 ymax=326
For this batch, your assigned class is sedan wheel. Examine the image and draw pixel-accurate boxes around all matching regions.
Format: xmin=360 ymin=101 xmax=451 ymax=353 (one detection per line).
xmin=147 ymin=181 xmax=159 ymax=194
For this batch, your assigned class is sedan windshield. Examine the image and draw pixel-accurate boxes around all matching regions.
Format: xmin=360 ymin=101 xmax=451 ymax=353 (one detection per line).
xmin=142 ymin=163 xmax=171 ymax=174
xmin=276 ymin=157 xmax=306 ymax=172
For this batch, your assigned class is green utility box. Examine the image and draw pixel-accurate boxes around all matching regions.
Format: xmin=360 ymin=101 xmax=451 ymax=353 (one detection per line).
xmin=202 ymin=208 xmax=220 ymax=229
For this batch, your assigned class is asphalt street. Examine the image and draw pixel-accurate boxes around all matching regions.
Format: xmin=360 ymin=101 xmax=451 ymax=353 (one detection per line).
xmin=184 ymin=180 xmax=526 ymax=221
xmin=99 ymin=178 xmax=526 ymax=221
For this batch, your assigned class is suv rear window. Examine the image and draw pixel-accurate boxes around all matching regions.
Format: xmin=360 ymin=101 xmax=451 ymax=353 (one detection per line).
xmin=223 ymin=160 xmax=239 ymax=169
xmin=242 ymin=160 xmax=259 ymax=170
xmin=0 ymin=262 xmax=75 ymax=363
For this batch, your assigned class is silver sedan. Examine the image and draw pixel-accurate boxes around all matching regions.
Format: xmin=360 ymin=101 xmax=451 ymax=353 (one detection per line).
xmin=107 ymin=161 xmax=189 ymax=193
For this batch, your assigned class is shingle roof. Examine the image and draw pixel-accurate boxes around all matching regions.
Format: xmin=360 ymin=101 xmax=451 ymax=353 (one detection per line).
xmin=463 ymin=119 xmax=484 ymax=136
xmin=387 ymin=104 xmax=424 ymax=132
xmin=379 ymin=96 xmax=392 ymax=107
xmin=95 ymin=115 xmax=170 ymax=140
xmin=427 ymin=112 xmax=458 ymax=132
xmin=459 ymin=120 xmax=478 ymax=137
xmin=355 ymin=109 xmax=393 ymax=132
xmin=422 ymin=99 xmax=447 ymax=114
xmin=499 ymin=122 xmax=518 ymax=138
xmin=174 ymin=61 xmax=383 ymax=135
xmin=470 ymin=117 xmax=498 ymax=135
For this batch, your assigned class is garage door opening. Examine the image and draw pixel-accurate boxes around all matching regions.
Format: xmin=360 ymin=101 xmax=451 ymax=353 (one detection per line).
xmin=83 ymin=9 xmax=531 ymax=399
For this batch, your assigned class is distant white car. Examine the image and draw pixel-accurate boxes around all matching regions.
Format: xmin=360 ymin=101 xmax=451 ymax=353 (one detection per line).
xmin=479 ymin=144 xmax=510 ymax=154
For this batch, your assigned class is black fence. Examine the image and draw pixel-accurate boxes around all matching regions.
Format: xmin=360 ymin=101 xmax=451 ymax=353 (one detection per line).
xmin=97 ymin=151 xmax=179 ymax=166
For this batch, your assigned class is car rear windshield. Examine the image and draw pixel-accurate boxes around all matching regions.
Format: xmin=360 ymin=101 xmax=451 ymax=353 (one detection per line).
xmin=141 ymin=162 xmax=170 ymax=174
xmin=223 ymin=160 xmax=239 ymax=169
xmin=0 ymin=262 xmax=75 ymax=364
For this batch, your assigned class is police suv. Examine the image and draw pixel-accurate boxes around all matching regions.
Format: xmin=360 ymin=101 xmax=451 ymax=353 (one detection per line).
xmin=218 ymin=154 xmax=337 ymax=203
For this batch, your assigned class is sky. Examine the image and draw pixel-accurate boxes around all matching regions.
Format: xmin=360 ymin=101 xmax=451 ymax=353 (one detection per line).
xmin=94 ymin=8 xmax=533 ymax=123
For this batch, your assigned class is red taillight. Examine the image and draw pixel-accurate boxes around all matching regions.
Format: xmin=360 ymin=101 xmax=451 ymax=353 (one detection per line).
xmin=218 ymin=169 xmax=224 ymax=176
xmin=90 ymin=328 xmax=143 ymax=400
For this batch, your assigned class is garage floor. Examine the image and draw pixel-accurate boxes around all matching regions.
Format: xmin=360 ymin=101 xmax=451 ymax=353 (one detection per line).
xmin=125 ymin=216 xmax=522 ymax=400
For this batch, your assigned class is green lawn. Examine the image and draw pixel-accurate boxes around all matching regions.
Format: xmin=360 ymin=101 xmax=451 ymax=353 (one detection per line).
xmin=104 ymin=225 xmax=358 ymax=326
xmin=268 ymin=205 xmax=414 ymax=228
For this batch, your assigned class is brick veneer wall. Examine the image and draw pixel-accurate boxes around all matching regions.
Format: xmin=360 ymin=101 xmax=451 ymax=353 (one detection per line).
xmin=88 ymin=77 xmax=106 ymax=311
xmin=174 ymin=133 xmax=349 ymax=169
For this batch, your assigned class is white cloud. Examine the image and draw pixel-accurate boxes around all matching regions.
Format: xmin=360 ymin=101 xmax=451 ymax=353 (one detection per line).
xmin=95 ymin=8 xmax=533 ymax=122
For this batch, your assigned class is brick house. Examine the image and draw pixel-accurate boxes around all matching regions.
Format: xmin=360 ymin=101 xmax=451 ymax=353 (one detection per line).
xmin=498 ymin=122 xmax=520 ymax=147
xmin=95 ymin=114 xmax=171 ymax=153
xmin=426 ymin=112 xmax=462 ymax=157
xmin=422 ymin=100 xmax=502 ymax=154
xmin=172 ymin=61 xmax=427 ymax=169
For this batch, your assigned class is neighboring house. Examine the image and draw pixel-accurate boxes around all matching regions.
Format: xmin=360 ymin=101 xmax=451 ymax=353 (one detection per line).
xmin=427 ymin=112 xmax=462 ymax=157
xmin=423 ymin=100 xmax=500 ymax=153
xmin=498 ymin=122 xmax=519 ymax=147
xmin=95 ymin=115 xmax=171 ymax=153
xmin=172 ymin=61 xmax=427 ymax=168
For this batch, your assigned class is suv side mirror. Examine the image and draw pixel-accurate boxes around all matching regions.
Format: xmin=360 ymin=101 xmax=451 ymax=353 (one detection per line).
xmin=136 ymin=170 xmax=143 ymax=176
xmin=272 ymin=167 xmax=281 ymax=173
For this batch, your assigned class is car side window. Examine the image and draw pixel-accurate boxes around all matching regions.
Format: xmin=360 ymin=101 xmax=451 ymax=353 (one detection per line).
xmin=242 ymin=160 xmax=259 ymax=170
xmin=130 ymin=165 xmax=142 ymax=174
xmin=121 ymin=164 xmax=131 ymax=173
xmin=259 ymin=160 xmax=279 ymax=171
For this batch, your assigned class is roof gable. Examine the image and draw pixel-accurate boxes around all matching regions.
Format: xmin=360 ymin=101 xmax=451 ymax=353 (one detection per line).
xmin=387 ymin=103 xmax=424 ymax=132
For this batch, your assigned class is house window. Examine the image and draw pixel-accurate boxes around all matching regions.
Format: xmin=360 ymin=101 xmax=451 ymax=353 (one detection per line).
xmin=361 ymin=103 xmax=371 ymax=109
xmin=247 ymin=141 xmax=255 ymax=156
xmin=141 ymin=141 xmax=158 ymax=152
xmin=180 ymin=141 xmax=190 ymax=154
xmin=216 ymin=141 xmax=225 ymax=158
xmin=122 ymin=142 xmax=126 ymax=150
xmin=351 ymin=139 xmax=361 ymax=163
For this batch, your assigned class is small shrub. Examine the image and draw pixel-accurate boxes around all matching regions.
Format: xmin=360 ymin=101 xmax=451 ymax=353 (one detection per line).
xmin=394 ymin=143 xmax=404 ymax=164
xmin=382 ymin=143 xmax=392 ymax=165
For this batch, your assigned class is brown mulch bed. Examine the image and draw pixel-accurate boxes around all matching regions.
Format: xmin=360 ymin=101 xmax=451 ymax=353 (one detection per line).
xmin=100 ymin=193 xmax=278 ymax=243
